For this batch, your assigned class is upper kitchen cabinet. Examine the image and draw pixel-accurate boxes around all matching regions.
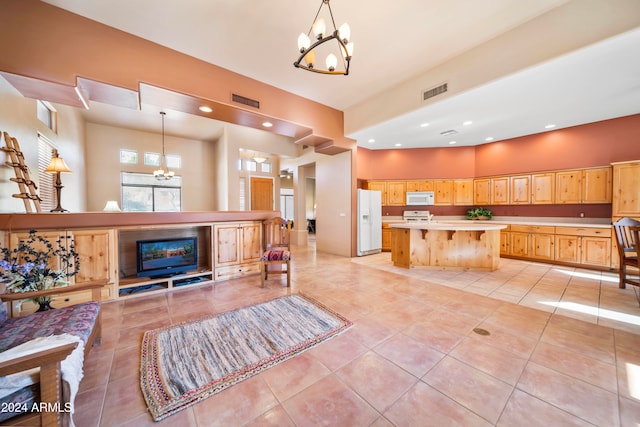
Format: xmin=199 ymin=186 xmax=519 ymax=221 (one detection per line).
xmin=612 ymin=160 xmax=640 ymax=218
xmin=387 ymin=181 xmax=407 ymax=206
xmin=474 ymin=178 xmax=491 ymax=205
xmin=531 ymin=173 xmax=555 ymax=204
xmin=492 ymin=177 xmax=510 ymax=205
xmin=511 ymin=173 xmax=554 ymax=204
xmin=434 ymin=180 xmax=453 ymax=205
xmin=556 ymin=167 xmax=611 ymax=204
xmin=406 ymin=180 xmax=434 ymax=192
xmin=365 ymin=181 xmax=388 ymax=205
xmin=365 ymin=180 xmax=405 ymax=206
xmin=453 ymin=179 xmax=474 ymax=206
xmin=510 ymin=175 xmax=530 ymax=204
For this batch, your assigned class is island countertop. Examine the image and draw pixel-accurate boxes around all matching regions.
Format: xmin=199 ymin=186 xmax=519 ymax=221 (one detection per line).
xmin=390 ymin=221 xmax=507 ymax=232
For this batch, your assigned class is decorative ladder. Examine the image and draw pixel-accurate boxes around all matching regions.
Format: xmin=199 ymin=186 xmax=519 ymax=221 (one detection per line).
xmin=1 ymin=131 xmax=42 ymax=213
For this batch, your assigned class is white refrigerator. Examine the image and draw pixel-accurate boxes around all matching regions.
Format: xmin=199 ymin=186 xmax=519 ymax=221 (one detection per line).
xmin=357 ymin=189 xmax=382 ymax=256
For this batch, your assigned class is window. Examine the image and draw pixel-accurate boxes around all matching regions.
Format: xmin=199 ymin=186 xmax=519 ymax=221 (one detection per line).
xmin=144 ymin=152 xmax=161 ymax=166
xmin=120 ymin=149 xmax=138 ymax=164
xmin=37 ymin=133 xmax=55 ymax=211
xmin=246 ymin=160 xmax=257 ymax=172
xmin=239 ymin=177 xmax=246 ymax=211
xmin=36 ymin=101 xmax=56 ymax=132
xmin=260 ymin=162 xmax=272 ymax=173
xmin=166 ymin=155 xmax=181 ymax=169
xmin=121 ymin=172 xmax=182 ymax=212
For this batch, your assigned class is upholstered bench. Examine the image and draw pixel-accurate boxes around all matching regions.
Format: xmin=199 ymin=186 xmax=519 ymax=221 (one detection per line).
xmin=0 ymin=281 xmax=103 ymax=426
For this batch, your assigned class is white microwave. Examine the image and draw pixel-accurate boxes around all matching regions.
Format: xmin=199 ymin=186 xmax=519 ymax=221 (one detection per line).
xmin=406 ymin=191 xmax=435 ymax=206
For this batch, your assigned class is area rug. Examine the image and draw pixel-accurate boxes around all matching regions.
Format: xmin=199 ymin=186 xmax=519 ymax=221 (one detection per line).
xmin=140 ymin=294 xmax=352 ymax=421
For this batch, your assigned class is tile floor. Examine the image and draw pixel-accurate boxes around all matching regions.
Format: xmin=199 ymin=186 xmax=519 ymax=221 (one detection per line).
xmin=73 ymin=243 xmax=640 ymax=426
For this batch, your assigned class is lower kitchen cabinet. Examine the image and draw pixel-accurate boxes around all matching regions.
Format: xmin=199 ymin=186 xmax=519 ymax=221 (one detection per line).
xmin=509 ymin=225 xmax=555 ymax=261
xmin=555 ymin=226 xmax=611 ymax=268
xmin=499 ymin=226 xmax=510 ymax=256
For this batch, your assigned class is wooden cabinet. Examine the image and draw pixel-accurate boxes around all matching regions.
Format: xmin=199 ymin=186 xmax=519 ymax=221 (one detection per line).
xmin=8 ymin=229 xmax=115 ymax=313
xmin=214 ymin=222 xmax=262 ymax=280
xmin=387 ymin=181 xmax=407 ymax=206
xmin=555 ymin=170 xmax=581 ymax=204
xmin=453 ymin=179 xmax=474 ymax=205
xmin=365 ymin=180 xmax=405 ymax=206
xmin=510 ymin=175 xmax=530 ymax=204
xmin=499 ymin=225 xmax=510 ymax=256
xmin=434 ymin=180 xmax=453 ymax=205
xmin=612 ymin=161 xmax=640 ymax=217
xmin=583 ymin=167 xmax=612 ymax=203
xmin=531 ymin=173 xmax=555 ymax=204
xmin=474 ymin=178 xmax=492 ymax=205
xmin=492 ymin=177 xmax=510 ymax=205
xmin=365 ymin=181 xmax=387 ymax=205
xmin=555 ymin=226 xmax=611 ymax=268
xmin=509 ymin=225 xmax=555 ymax=260
xmin=10 ymin=229 xmax=114 ymax=285
xmin=556 ymin=167 xmax=611 ymax=204
xmin=381 ymin=222 xmax=401 ymax=252
xmin=72 ymin=229 xmax=114 ymax=285
xmin=406 ymin=180 xmax=434 ymax=192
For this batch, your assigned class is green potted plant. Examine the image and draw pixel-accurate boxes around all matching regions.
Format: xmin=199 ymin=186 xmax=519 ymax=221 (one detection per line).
xmin=466 ymin=207 xmax=493 ymax=220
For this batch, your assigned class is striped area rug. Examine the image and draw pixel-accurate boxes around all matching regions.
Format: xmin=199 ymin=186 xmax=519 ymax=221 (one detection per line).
xmin=140 ymin=294 xmax=352 ymax=421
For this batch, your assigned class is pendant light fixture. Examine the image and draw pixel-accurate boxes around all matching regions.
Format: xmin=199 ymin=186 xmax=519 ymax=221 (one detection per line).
xmin=294 ymin=0 xmax=353 ymax=75
xmin=153 ymin=111 xmax=175 ymax=180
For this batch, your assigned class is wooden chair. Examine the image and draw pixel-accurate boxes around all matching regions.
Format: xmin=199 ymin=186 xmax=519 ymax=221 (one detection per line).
xmin=612 ymin=217 xmax=640 ymax=289
xmin=0 ymin=281 xmax=104 ymax=427
xmin=260 ymin=218 xmax=291 ymax=287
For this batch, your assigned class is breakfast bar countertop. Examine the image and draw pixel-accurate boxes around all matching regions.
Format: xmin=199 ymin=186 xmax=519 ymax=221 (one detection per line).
xmin=389 ymin=221 xmax=507 ymax=231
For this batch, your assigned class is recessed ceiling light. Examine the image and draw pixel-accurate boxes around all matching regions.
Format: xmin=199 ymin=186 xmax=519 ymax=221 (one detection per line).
xmin=463 ymin=121 xmax=473 ymax=126
xmin=420 ymin=123 xmax=429 ymax=128
xmin=449 ymin=141 xmax=457 ymax=145
xmin=545 ymin=124 xmax=556 ymax=129
xmin=485 ymin=137 xmax=494 ymax=142
xmin=394 ymin=143 xmax=402 ymax=147
xmin=199 ymin=106 xmax=213 ymax=113
xmin=368 ymin=138 xmax=375 ymax=143
xmin=262 ymin=122 xmax=273 ymax=128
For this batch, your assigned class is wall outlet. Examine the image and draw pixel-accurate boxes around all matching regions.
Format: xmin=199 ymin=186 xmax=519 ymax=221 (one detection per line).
xmin=579 ymin=212 xmax=585 ymax=218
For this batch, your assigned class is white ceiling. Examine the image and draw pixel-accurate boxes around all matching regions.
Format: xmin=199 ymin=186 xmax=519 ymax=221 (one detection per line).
xmin=42 ymin=0 xmax=640 ymax=149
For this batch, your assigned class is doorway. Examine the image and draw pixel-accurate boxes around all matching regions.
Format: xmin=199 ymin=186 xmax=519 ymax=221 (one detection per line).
xmin=250 ymin=177 xmax=274 ymax=210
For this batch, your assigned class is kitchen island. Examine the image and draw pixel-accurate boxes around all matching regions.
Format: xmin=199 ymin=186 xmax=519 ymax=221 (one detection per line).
xmin=390 ymin=221 xmax=507 ymax=271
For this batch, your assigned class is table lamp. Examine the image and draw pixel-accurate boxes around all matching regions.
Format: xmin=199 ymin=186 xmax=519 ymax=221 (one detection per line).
xmin=44 ymin=149 xmax=72 ymax=212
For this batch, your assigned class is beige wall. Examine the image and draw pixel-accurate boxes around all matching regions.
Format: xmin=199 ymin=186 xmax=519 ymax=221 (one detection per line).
xmin=85 ymin=123 xmax=217 ymax=212
xmin=316 ymin=150 xmax=353 ymax=257
xmin=0 ymin=76 xmax=86 ymax=213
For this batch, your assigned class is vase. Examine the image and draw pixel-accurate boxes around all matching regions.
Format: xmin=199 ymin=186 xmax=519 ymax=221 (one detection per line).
xmin=36 ymin=299 xmax=54 ymax=312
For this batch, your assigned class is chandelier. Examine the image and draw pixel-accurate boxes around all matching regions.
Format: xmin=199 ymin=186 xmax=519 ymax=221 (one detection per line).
xmin=294 ymin=0 xmax=353 ymax=75
xmin=154 ymin=111 xmax=175 ymax=180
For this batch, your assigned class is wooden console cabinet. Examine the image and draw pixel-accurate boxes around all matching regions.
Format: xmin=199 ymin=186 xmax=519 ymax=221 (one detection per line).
xmin=214 ymin=222 xmax=262 ymax=280
xmin=0 ymin=212 xmax=278 ymax=304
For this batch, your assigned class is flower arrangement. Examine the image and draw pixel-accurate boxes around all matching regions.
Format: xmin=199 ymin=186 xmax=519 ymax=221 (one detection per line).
xmin=0 ymin=230 xmax=80 ymax=307
xmin=466 ymin=207 xmax=493 ymax=220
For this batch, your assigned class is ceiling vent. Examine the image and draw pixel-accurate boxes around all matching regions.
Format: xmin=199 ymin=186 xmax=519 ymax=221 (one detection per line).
xmin=440 ymin=129 xmax=458 ymax=136
xmin=232 ymin=93 xmax=260 ymax=109
xmin=422 ymin=83 xmax=448 ymax=102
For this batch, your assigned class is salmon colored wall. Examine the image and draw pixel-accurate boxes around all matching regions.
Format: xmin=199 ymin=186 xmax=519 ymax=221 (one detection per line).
xmin=0 ymin=0 xmax=344 ymax=142
xmin=358 ymin=114 xmax=640 ymax=180
xmin=358 ymin=146 xmax=477 ymax=179
xmin=475 ymin=114 xmax=640 ymax=176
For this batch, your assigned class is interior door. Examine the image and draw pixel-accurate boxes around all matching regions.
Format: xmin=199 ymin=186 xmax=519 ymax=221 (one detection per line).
xmin=250 ymin=177 xmax=274 ymax=211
